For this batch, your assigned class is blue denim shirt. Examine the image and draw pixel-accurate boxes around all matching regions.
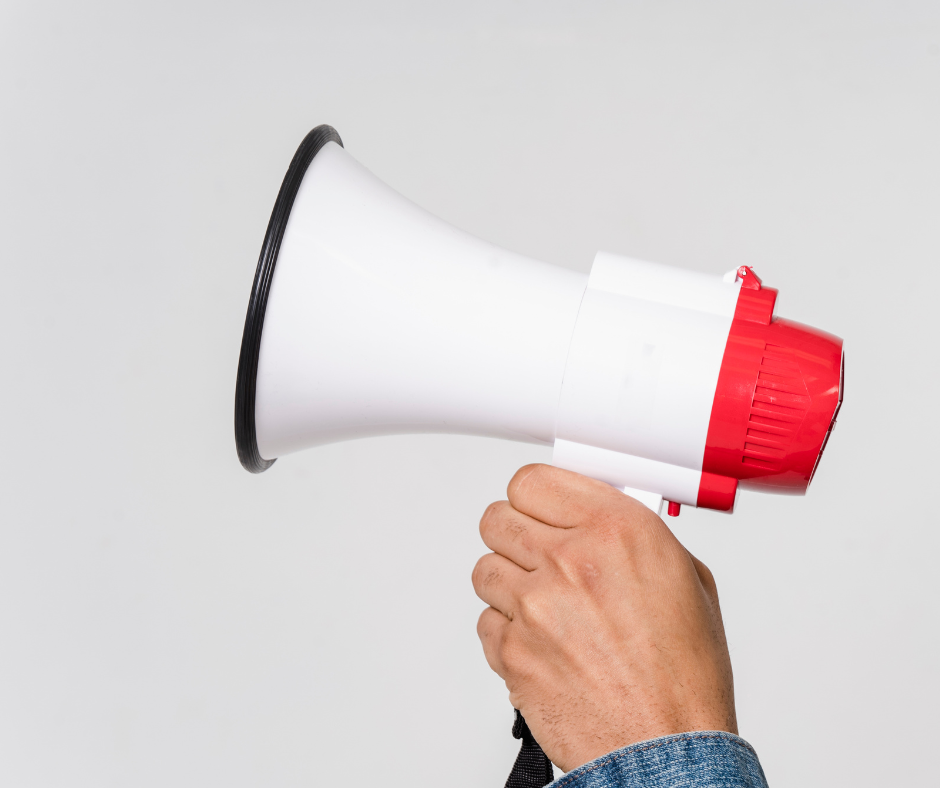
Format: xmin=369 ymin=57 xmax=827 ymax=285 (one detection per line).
xmin=552 ymin=731 xmax=768 ymax=788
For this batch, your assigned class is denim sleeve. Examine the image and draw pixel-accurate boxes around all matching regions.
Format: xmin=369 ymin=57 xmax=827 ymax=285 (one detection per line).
xmin=551 ymin=731 xmax=768 ymax=788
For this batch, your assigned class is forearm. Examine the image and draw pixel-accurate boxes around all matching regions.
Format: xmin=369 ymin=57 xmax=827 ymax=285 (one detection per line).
xmin=553 ymin=732 xmax=768 ymax=788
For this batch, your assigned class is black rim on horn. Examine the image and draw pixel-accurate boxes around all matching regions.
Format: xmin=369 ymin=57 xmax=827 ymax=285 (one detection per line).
xmin=234 ymin=125 xmax=344 ymax=473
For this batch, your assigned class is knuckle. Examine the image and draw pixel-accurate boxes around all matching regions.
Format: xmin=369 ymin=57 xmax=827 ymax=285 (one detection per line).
xmin=480 ymin=501 xmax=510 ymax=537
xmin=475 ymin=609 xmax=487 ymax=637
xmin=553 ymin=545 xmax=602 ymax=589
xmin=516 ymin=588 xmax=550 ymax=626
xmin=575 ymin=484 xmax=632 ymax=531
xmin=601 ymin=500 xmax=643 ymax=535
xmin=479 ymin=501 xmax=499 ymax=532
xmin=606 ymin=504 xmax=666 ymax=554
xmin=547 ymin=539 xmax=579 ymax=574
xmin=503 ymin=514 xmax=533 ymax=550
xmin=497 ymin=629 xmax=526 ymax=672
xmin=472 ymin=555 xmax=506 ymax=597
xmin=545 ymin=536 xmax=607 ymax=590
xmin=471 ymin=555 xmax=496 ymax=590
xmin=507 ymin=464 xmax=548 ymax=506
xmin=476 ymin=607 xmax=496 ymax=639
xmin=477 ymin=610 xmax=509 ymax=676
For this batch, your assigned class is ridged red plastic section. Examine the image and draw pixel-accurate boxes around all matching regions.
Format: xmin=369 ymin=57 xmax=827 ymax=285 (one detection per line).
xmin=697 ymin=269 xmax=843 ymax=508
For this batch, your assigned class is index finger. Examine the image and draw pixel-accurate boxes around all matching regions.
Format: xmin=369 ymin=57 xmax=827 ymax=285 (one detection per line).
xmin=507 ymin=463 xmax=650 ymax=530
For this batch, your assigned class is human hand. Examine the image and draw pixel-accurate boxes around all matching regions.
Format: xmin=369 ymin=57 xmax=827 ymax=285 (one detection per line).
xmin=472 ymin=464 xmax=737 ymax=772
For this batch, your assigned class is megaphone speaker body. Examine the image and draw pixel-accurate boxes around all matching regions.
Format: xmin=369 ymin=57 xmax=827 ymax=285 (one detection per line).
xmin=236 ymin=126 xmax=844 ymax=516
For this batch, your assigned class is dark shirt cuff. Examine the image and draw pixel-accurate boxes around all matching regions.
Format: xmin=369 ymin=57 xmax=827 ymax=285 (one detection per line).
xmin=551 ymin=731 xmax=769 ymax=788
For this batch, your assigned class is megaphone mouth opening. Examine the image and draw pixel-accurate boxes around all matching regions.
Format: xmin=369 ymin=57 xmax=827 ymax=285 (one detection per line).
xmin=234 ymin=125 xmax=344 ymax=473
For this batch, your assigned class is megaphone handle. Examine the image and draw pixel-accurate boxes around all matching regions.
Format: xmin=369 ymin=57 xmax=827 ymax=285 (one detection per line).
xmin=504 ymin=709 xmax=554 ymax=788
xmin=620 ymin=486 xmax=664 ymax=516
xmin=551 ymin=440 xmax=667 ymax=516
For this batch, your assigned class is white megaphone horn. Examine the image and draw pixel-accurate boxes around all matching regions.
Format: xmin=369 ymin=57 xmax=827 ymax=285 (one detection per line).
xmin=235 ymin=126 xmax=844 ymax=516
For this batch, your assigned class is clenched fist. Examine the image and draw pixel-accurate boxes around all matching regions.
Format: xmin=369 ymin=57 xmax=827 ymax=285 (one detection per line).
xmin=473 ymin=464 xmax=737 ymax=773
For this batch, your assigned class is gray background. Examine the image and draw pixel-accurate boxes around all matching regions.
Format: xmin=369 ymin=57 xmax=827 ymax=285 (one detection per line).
xmin=2 ymin=1 xmax=938 ymax=786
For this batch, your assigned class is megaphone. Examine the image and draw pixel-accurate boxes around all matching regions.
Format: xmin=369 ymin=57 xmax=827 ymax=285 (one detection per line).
xmin=235 ymin=125 xmax=844 ymax=516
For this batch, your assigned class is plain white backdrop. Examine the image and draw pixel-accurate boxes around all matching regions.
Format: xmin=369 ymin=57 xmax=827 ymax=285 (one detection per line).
xmin=1 ymin=2 xmax=938 ymax=786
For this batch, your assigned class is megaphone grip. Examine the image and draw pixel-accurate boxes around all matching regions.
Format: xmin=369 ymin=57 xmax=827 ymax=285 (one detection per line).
xmin=235 ymin=125 xmax=344 ymax=473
